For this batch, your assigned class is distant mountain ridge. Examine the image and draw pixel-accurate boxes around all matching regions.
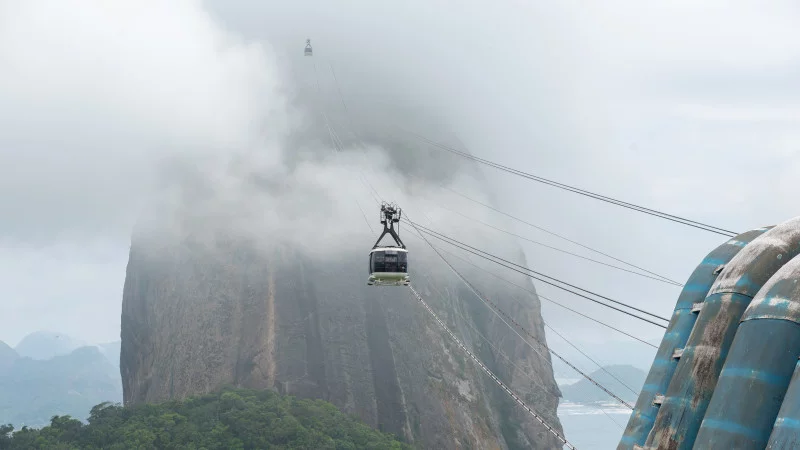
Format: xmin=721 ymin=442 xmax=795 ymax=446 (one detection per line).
xmin=559 ymin=365 xmax=646 ymax=404
xmin=13 ymin=331 xmax=85 ymax=360
xmin=0 ymin=341 xmax=18 ymax=371
xmin=0 ymin=333 xmax=122 ymax=428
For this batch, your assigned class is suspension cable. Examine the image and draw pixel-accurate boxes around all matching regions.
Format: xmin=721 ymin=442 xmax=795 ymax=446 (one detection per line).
xmin=431 ymin=182 xmax=685 ymax=286
xmin=406 ymin=219 xmax=669 ymax=326
xmin=326 ymin=62 xmax=689 ymax=285
xmin=398 ymin=127 xmax=738 ymax=237
xmin=408 ymin=231 xmax=657 ymax=349
xmin=408 ymin=284 xmax=578 ymax=449
xmin=438 ymin=203 xmax=682 ymax=287
xmin=320 ymin=59 xmax=637 ymax=410
xmin=410 ymin=233 xmax=641 ymax=399
xmin=405 ymin=214 xmax=634 ymax=410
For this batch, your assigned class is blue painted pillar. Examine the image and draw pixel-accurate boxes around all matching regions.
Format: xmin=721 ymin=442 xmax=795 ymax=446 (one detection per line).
xmin=694 ymin=254 xmax=800 ymax=448
xmin=645 ymin=216 xmax=800 ymax=450
xmin=617 ymin=227 xmax=771 ymax=450
xmin=767 ymin=359 xmax=800 ymax=447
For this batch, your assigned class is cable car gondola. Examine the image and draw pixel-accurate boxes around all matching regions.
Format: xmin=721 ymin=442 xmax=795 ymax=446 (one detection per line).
xmin=368 ymin=202 xmax=409 ymax=286
xmin=304 ymin=39 xmax=313 ymax=56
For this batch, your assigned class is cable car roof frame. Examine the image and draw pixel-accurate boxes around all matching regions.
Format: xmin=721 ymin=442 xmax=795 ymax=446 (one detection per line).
xmin=372 ymin=202 xmax=405 ymax=250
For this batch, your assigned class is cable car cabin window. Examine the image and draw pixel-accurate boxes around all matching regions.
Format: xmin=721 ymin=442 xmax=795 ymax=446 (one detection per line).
xmin=398 ymin=252 xmax=408 ymax=272
xmin=370 ymin=249 xmax=407 ymax=274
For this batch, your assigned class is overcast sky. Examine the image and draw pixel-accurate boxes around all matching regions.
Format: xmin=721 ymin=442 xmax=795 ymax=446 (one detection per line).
xmin=1 ymin=0 xmax=798 ymax=380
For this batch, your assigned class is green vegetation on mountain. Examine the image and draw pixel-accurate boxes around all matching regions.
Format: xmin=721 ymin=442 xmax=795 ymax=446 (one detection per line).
xmin=0 ymin=387 xmax=410 ymax=450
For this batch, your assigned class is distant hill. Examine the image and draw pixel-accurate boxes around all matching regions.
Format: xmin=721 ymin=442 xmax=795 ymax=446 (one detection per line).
xmin=0 ymin=345 xmax=122 ymax=427
xmin=94 ymin=341 xmax=121 ymax=368
xmin=550 ymin=339 xmax=661 ymax=375
xmin=13 ymin=331 xmax=84 ymax=360
xmin=0 ymin=341 xmax=18 ymax=371
xmin=559 ymin=365 xmax=646 ymax=404
xmin=1 ymin=387 xmax=410 ymax=449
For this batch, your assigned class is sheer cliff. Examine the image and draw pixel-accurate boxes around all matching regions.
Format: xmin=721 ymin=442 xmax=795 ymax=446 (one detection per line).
xmin=120 ymin=94 xmax=564 ymax=449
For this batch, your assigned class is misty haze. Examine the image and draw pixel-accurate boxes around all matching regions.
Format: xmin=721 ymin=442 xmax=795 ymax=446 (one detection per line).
xmin=1 ymin=1 xmax=798 ymax=449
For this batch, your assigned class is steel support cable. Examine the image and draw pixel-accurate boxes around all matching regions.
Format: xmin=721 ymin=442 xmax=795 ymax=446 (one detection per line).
xmin=398 ymin=128 xmax=738 ymax=237
xmin=409 ymin=232 xmax=640 ymax=398
xmin=435 ymin=202 xmax=682 ymax=287
xmin=311 ymin=58 xmax=382 ymax=237
xmin=322 ymin=122 xmax=374 ymax=235
xmin=326 ymin=60 xmax=696 ymax=287
xmin=327 ymin=123 xmax=385 ymax=206
xmin=322 ymin=59 xmax=633 ymax=409
xmin=405 ymin=214 xmax=635 ymax=410
xmin=414 ymin=225 xmax=667 ymax=328
xmin=435 ymin=183 xmax=685 ymax=286
xmin=406 ymin=199 xmax=627 ymax=427
xmin=405 ymin=219 xmax=669 ymax=326
xmin=328 ymin=92 xmax=647 ymax=403
xmin=417 ymin=265 xmax=560 ymax=397
xmin=543 ymin=324 xmax=639 ymax=398
xmin=322 ymin=63 xmax=634 ymax=409
xmin=406 ymin=231 xmax=657 ymax=349
xmin=408 ymin=284 xmax=578 ymax=449
xmin=325 ymin=61 xmax=682 ymax=289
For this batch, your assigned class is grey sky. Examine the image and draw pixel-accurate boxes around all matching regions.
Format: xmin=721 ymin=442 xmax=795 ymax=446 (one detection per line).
xmin=1 ymin=0 xmax=798 ymax=379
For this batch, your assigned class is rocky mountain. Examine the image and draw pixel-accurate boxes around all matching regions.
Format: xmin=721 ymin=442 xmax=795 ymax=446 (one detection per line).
xmin=560 ymin=365 xmax=646 ymax=404
xmin=0 ymin=345 xmax=122 ymax=427
xmin=14 ymin=331 xmax=84 ymax=360
xmin=94 ymin=341 xmax=121 ymax=369
xmin=120 ymin=70 xmax=564 ymax=448
xmin=0 ymin=341 xmax=18 ymax=371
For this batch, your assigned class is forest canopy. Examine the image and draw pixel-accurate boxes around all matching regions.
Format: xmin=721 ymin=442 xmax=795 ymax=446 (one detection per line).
xmin=0 ymin=387 xmax=410 ymax=449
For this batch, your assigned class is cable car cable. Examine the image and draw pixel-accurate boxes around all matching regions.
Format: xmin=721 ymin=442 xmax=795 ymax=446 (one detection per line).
xmin=321 ymin=63 xmax=662 ymax=329
xmin=397 ymin=128 xmax=738 ymax=237
xmin=415 ymin=263 xmax=627 ymax=428
xmin=433 ymin=202 xmax=682 ymax=287
xmin=410 ymin=233 xmax=641 ymax=398
xmin=405 ymin=219 xmax=669 ymax=326
xmin=409 ymin=218 xmax=669 ymax=322
xmin=411 ymin=225 xmax=667 ymax=328
xmin=324 ymin=62 xmax=686 ymax=286
xmin=323 ymin=67 xmax=660 ymax=335
xmin=437 ymin=183 xmax=685 ymax=286
xmin=408 ymin=233 xmax=658 ymax=349
xmin=417 ymin=265 xmax=559 ymax=397
xmin=405 ymin=214 xmax=634 ymax=410
xmin=408 ymin=284 xmax=578 ymax=449
xmin=317 ymin=58 xmax=636 ymax=410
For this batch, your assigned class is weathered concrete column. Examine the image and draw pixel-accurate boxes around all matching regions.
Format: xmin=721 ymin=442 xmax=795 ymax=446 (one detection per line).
xmin=645 ymin=217 xmax=800 ymax=450
xmin=618 ymin=227 xmax=771 ymax=450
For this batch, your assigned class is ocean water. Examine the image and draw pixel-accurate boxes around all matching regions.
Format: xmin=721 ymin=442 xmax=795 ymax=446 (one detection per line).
xmin=558 ymin=401 xmax=631 ymax=449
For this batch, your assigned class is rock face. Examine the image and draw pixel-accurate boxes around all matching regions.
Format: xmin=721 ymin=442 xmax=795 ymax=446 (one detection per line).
xmin=121 ymin=233 xmax=563 ymax=449
xmin=120 ymin=103 xmax=564 ymax=448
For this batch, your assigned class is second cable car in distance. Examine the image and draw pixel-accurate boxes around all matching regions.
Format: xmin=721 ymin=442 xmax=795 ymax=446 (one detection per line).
xmin=368 ymin=202 xmax=409 ymax=286
xmin=304 ymin=39 xmax=313 ymax=56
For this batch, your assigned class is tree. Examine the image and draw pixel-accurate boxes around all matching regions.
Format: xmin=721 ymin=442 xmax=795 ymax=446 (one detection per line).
xmin=3 ymin=387 xmax=412 ymax=450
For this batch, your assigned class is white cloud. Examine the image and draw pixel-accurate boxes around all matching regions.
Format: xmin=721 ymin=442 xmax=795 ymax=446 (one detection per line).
xmin=0 ymin=0 xmax=285 ymax=243
xmin=2 ymin=0 xmax=800 ymax=350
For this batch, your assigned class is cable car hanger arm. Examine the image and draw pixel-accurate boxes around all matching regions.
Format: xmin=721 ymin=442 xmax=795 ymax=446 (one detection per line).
xmin=372 ymin=202 xmax=405 ymax=249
